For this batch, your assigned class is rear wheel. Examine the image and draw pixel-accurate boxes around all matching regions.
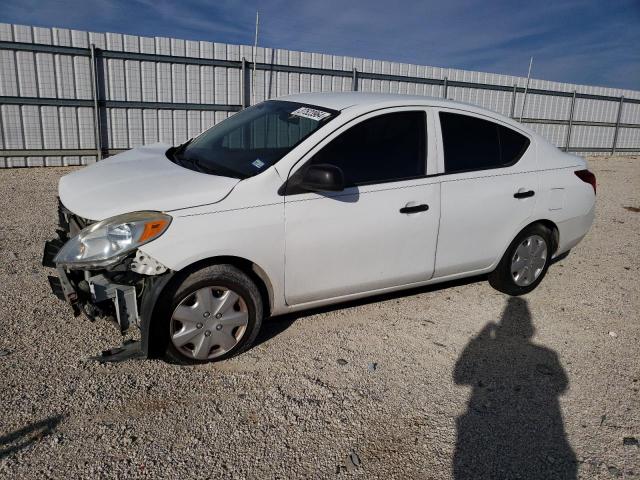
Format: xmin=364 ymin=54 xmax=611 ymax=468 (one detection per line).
xmin=489 ymin=224 xmax=553 ymax=296
xmin=156 ymin=264 xmax=263 ymax=364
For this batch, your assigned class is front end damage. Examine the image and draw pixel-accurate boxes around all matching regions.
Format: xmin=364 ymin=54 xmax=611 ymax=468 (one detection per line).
xmin=43 ymin=200 xmax=173 ymax=360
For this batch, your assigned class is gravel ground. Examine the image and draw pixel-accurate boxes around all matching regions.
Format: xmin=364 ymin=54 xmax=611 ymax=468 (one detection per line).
xmin=0 ymin=156 xmax=638 ymax=479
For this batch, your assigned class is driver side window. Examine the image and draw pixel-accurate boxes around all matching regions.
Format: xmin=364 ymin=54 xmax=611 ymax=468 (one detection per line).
xmin=309 ymin=111 xmax=426 ymax=187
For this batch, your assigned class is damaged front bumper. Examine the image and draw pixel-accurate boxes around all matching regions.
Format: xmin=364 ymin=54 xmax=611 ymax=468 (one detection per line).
xmin=43 ymin=200 xmax=173 ymax=358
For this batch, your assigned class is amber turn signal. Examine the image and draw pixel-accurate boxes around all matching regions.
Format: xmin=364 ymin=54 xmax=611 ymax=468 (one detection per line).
xmin=139 ymin=219 xmax=170 ymax=242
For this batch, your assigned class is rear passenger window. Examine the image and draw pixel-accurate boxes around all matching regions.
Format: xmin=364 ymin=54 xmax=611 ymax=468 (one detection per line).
xmin=309 ymin=111 xmax=426 ymax=186
xmin=439 ymin=112 xmax=530 ymax=173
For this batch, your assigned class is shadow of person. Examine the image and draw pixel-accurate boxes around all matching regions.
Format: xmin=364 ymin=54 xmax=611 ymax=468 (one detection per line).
xmin=0 ymin=414 xmax=64 ymax=459
xmin=453 ymin=297 xmax=576 ymax=480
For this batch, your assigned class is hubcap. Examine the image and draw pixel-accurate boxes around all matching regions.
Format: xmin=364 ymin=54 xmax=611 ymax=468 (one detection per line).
xmin=170 ymin=286 xmax=249 ymax=360
xmin=510 ymin=234 xmax=548 ymax=287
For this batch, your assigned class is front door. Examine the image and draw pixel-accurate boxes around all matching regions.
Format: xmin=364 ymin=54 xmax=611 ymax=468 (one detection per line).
xmin=283 ymin=109 xmax=441 ymax=306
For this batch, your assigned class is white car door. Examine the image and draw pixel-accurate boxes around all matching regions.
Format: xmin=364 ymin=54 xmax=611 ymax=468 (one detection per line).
xmin=283 ymin=108 xmax=441 ymax=306
xmin=433 ymin=108 xmax=539 ymax=278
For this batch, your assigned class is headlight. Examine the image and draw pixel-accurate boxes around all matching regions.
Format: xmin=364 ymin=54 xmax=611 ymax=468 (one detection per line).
xmin=55 ymin=211 xmax=172 ymax=268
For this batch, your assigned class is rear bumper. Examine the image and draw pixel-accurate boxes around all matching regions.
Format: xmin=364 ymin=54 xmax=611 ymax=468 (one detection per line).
xmin=556 ymin=205 xmax=595 ymax=256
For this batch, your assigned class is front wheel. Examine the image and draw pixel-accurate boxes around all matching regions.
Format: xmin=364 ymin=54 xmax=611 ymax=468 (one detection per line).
xmin=155 ymin=264 xmax=263 ymax=364
xmin=489 ymin=224 xmax=553 ymax=296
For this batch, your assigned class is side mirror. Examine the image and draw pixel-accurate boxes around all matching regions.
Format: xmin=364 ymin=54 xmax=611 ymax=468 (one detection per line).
xmin=299 ymin=164 xmax=345 ymax=192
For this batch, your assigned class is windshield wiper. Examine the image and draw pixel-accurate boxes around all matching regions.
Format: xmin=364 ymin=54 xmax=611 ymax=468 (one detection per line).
xmin=169 ymin=138 xmax=247 ymax=180
xmin=191 ymin=157 xmax=247 ymax=179
xmin=166 ymin=138 xmax=193 ymax=166
xmin=173 ymin=138 xmax=192 ymax=160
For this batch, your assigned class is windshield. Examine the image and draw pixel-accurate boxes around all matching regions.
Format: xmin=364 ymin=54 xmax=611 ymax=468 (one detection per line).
xmin=170 ymin=100 xmax=339 ymax=178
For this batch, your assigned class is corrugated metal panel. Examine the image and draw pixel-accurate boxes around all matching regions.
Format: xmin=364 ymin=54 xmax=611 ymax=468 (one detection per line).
xmin=616 ymin=127 xmax=640 ymax=149
xmin=143 ymin=109 xmax=158 ymax=144
xmin=140 ymin=61 xmax=156 ymax=102
xmin=574 ymin=98 xmax=619 ymax=123
xmin=1 ymin=105 xmax=23 ymax=148
xmin=187 ymin=110 xmax=201 ymax=139
xmin=621 ymin=102 xmax=638 ymax=124
xmin=172 ymin=109 xmax=187 ymax=145
xmin=21 ymin=105 xmax=42 ymax=148
xmin=77 ymin=107 xmax=95 ymax=148
xmin=55 ymin=55 xmax=76 ymax=99
xmin=60 ymin=106 xmax=79 ymax=149
xmin=128 ymin=108 xmax=143 ymax=147
xmin=16 ymin=51 xmax=37 ymax=97
xmin=125 ymin=61 xmax=142 ymax=101
xmin=41 ymin=106 xmax=61 ymax=148
xmin=0 ymin=50 xmax=18 ymax=96
xmin=109 ymin=108 xmax=127 ymax=148
xmin=36 ymin=51 xmax=57 ymax=97
xmin=158 ymin=109 xmax=173 ymax=144
xmin=528 ymin=123 xmax=567 ymax=147
xmin=571 ymin=125 xmax=615 ymax=149
xmin=156 ymin=62 xmax=172 ymax=102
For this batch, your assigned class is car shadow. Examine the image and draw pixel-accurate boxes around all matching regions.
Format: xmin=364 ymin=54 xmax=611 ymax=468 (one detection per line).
xmin=0 ymin=414 xmax=65 ymax=459
xmin=453 ymin=297 xmax=577 ymax=479
xmin=253 ymin=253 xmax=573 ymax=349
xmin=253 ymin=274 xmax=488 ymax=349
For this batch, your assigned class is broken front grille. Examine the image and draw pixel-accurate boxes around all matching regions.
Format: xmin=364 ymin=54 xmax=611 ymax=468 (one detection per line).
xmin=43 ymin=199 xmax=95 ymax=268
xmin=57 ymin=197 xmax=93 ymax=238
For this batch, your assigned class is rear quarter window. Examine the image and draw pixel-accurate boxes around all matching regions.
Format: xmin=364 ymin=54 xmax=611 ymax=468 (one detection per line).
xmin=439 ymin=112 xmax=530 ymax=174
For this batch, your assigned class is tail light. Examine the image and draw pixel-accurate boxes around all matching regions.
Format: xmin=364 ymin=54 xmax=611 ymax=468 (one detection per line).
xmin=575 ymin=169 xmax=596 ymax=194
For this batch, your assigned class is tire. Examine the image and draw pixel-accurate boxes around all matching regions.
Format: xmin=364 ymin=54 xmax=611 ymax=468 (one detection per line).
xmin=154 ymin=264 xmax=263 ymax=364
xmin=488 ymin=223 xmax=554 ymax=296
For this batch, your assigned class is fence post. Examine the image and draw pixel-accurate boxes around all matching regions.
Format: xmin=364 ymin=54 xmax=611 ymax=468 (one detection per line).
xmin=564 ymin=90 xmax=576 ymax=152
xmin=443 ymin=76 xmax=448 ymax=99
xmin=89 ymin=44 xmax=103 ymax=161
xmin=509 ymin=84 xmax=517 ymax=118
xmin=612 ymin=96 xmax=624 ymax=155
xmin=352 ymin=68 xmax=358 ymax=91
xmin=241 ymin=58 xmax=250 ymax=108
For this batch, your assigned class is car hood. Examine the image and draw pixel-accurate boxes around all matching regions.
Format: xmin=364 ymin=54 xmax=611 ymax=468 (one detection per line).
xmin=58 ymin=143 xmax=240 ymax=220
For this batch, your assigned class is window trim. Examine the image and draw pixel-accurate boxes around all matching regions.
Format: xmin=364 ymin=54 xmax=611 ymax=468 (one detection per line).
xmin=282 ymin=108 xmax=429 ymax=195
xmin=435 ymin=108 xmax=532 ymax=177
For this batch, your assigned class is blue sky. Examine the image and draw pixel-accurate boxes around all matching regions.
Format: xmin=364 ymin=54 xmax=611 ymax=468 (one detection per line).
xmin=1 ymin=0 xmax=639 ymax=90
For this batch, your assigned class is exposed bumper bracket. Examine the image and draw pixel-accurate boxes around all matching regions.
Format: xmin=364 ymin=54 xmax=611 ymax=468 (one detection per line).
xmin=90 ymin=339 xmax=145 ymax=363
xmin=89 ymin=274 xmax=139 ymax=332
xmin=42 ymin=238 xmax=64 ymax=268
xmin=56 ymin=266 xmax=82 ymax=316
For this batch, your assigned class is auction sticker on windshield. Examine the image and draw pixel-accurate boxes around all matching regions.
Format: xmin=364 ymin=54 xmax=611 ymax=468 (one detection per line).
xmin=291 ymin=107 xmax=331 ymax=121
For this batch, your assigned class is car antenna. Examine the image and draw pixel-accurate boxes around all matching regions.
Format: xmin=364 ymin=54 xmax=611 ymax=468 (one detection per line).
xmin=519 ymin=56 xmax=533 ymax=123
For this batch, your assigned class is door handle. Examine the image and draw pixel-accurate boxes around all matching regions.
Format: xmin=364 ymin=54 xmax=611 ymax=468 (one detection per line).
xmin=514 ymin=189 xmax=535 ymax=199
xmin=400 ymin=203 xmax=429 ymax=214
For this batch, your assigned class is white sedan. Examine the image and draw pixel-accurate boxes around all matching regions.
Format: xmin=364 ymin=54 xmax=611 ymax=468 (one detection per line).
xmin=44 ymin=93 xmax=596 ymax=363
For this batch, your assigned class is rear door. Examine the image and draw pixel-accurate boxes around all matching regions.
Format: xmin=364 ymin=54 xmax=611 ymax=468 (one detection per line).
xmin=433 ymin=109 xmax=539 ymax=278
xmin=283 ymin=108 xmax=441 ymax=305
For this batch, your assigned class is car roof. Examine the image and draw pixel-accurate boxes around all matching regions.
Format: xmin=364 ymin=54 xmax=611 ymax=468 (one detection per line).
xmin=278 ymin=92 xmax=538 ymax=138
xmin=279 ymin=92 xmax=461 ymax=111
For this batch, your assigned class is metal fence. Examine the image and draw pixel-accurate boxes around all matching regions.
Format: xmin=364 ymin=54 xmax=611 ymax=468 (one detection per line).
xmin=0 ymin=22 xmax=639 ymax=168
